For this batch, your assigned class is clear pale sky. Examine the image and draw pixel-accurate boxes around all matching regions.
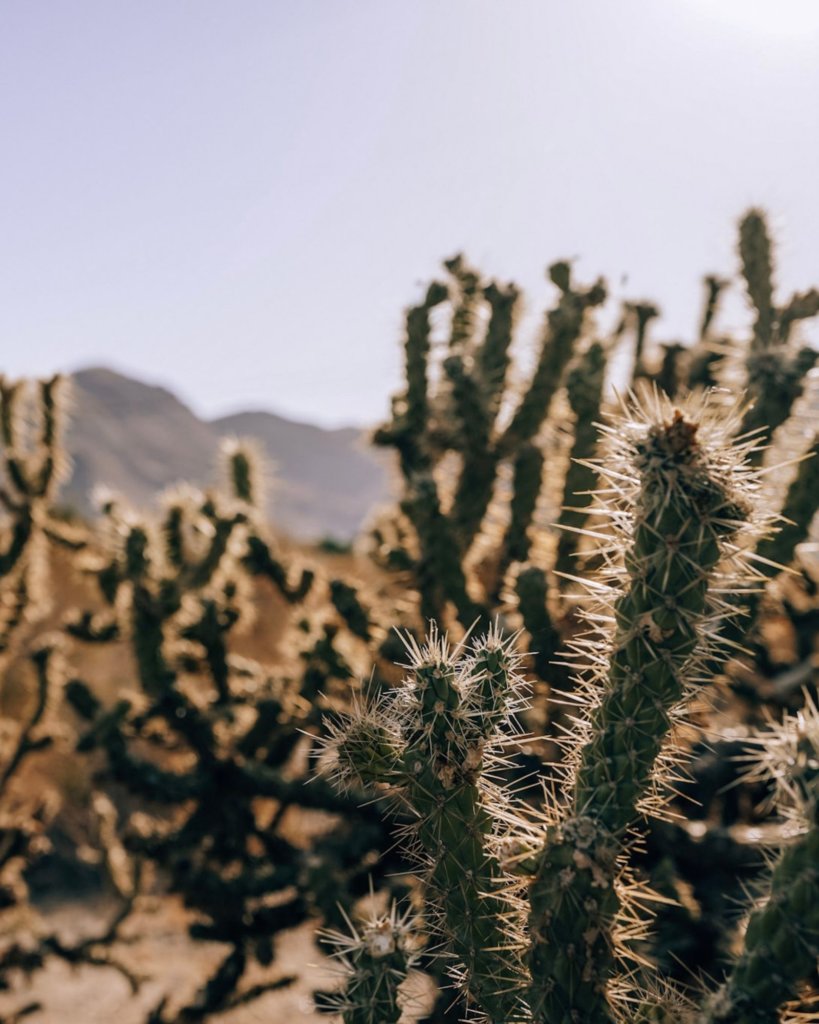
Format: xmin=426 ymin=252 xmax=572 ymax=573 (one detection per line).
xmin=1 ymin=1 xmax=818 ymax=427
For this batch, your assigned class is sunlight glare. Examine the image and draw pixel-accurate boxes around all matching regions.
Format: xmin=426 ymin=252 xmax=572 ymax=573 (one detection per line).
xmin=686 ymin=0 xmax=819 ymax=40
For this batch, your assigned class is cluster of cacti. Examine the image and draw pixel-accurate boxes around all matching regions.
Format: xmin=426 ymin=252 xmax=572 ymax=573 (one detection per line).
xmin=1 ymin=205 xmax=818 ymax=1023
xmin=0 ymin=377 xmax=68 ymax=977
xmin=0 ymin=379 xmax=139 ymax=1014
xmin=322 ymin=388 xmax=819 ymax=1022
xmin=372 ymin=254 xmax=607 ymax=632
xmin=57 ymin=444 xmax=404 ymax=1021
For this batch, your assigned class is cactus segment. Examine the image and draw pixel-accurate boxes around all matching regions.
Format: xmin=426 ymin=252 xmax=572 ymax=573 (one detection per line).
xmin=324 ymin=626 xmax=530 ymax=1022
xmin=526 ymin=389 xmax=766 ymax=1023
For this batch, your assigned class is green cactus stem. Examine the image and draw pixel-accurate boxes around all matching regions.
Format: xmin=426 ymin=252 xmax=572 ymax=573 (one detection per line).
xmin=319 ymin=904 xmax=418 ymax=1024
xmin=555 ymin=341 xmax=608 ymax=577
xmin=704 ymin=697 xmax=819 ymax=1023
xmin=324 ymin=627 xmax=530 ymax=1022
xmin=526 ymin=389 xmax=763 ymax=1024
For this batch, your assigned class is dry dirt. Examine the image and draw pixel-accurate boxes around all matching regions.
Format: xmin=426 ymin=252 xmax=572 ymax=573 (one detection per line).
xmin=1 ymin=896 xmax=435 ymax=1024
xmin=0 ymin=900 xmax=331 ymax=1024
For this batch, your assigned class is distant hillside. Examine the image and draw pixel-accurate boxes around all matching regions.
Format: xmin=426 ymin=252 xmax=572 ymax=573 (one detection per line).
xmin=64 ymin=367 xmax=391 ymax=540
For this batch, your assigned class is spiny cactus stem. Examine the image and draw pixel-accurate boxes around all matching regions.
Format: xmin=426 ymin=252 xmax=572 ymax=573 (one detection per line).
xmin=739 ymin=209 xmax=775 ymax=353
xmin=703 ymin=824 xmax=819 ymax=1024
xmin=500 ymin=270 xmax=606 ymax=455
xmin=320 ymin=905 xmax=417 ymax=1024
xmin=528 ymin=399 xmax=753 ymax=1023
xmin=328 ymin=631 xmax=528 ymax=1022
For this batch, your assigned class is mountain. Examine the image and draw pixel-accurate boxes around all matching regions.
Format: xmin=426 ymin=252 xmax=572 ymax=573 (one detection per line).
xmin=63 ymin=367 xmax=391 ymax=540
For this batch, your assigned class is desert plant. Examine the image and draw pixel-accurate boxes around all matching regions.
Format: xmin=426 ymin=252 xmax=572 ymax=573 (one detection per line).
xmin=372 ymin=255 xmax=606 ymax=628
xmin=737 ymin=209 xmax=819 ymax=461
xmin=321 ymin=387 xmax=819 ymax=1023
xmin=62 ymin=444 xmax=395 ymax=1022
xmin=317 ymin=902 xmax=420 ymax=1024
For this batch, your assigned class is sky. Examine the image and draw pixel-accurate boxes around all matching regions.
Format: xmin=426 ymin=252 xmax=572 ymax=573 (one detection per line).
xmin=1 ymin=0 xmax=818 ymax=428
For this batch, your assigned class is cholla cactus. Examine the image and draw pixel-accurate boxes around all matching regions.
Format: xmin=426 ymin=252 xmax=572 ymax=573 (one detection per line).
xmin=0 ymin=641 xmax=62 ymax=969
xmin=737 ymin=210 xmax=819 ymax=459
xmin=323 ymin=388 xmax=815 ymax=1024
xmin=321 ymin=625 xmax=531 ymax=1022
xmin=373 ymin=255 xmax=606 ymax=626
xmin=703 ymin=696 xmax=819 ymax=1023
xmin=523 ymin=388 xmax=768 ymax=1022
xmin=0 ymin=375 xmax=74 ymax=658
xmin=63 ymin=442 xmax=386 ymax=1020
xmin=318 ymin=903 xmax=420 ymax=1024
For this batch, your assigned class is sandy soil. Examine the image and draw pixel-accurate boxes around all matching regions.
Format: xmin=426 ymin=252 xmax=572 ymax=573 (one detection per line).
xmin=1 ymin=895 xmax=435 ymax=1024
xmin=0 ymin=900 xmax=331 ymax=1024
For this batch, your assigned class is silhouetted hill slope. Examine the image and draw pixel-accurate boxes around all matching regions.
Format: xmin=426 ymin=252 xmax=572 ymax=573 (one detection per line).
xmin=212 ymin=410 xmax=388 ymax=541
xmin=64 ymin=367 xmax=390 ymax=540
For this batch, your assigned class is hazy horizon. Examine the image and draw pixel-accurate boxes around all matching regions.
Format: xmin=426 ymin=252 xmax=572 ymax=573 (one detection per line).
xmin=2 ymin=1 xmax=819 ymax=428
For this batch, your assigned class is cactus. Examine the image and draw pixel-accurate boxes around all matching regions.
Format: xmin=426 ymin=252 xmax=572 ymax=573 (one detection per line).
xmin=0 ymin=375 xmax=77 ymax=659
xmin=320 ymin=387 xmax=819 ymax=1024
xmin=554 ymin=340 xmax=609 ymax=577
xmin=318 ymin=903 xmax=419 ymax=1024
xmin=703 ymin=696 xmax=819 ymax=1023
xmin=524 ymin=388 xmax=766 ymax=1022
xmin=737 ymin=209 xmax=819 ymax=459
xmin=62 ymin=444 xmax=394 ymax=1020
xmin=321 ymin=625 xmax=530 ymax=1022
xmin=374 ymin=256 xmax=606 ymax=627
xmin=628 ymin=302 xmax=660 ymax=382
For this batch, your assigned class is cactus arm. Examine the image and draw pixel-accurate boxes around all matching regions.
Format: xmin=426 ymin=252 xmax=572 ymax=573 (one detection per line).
xmin=492 ymin=442 xmax=545 ymax=600
xmin=555 ymin=341 xmax=608 ymax=577
xmin=739 ymin=209 xmax=776 ymax=354
xmin=699 ymin=275 xmax=728 ymax=343
xmin=444 ymin=351 xmax=497 ymax=549
xmin=742 ymin=346 xmax=819 ymax=460
xmin=515 ymin=565 xmax=563 ymax=686
xmin=399 ymin=634 xmax=528 ymax=1021
xmin=373 ymin=283 xmax=448 ymax=477
xmin=330 ymin=579 xmax=372 ymax=641
xmin=478 ymin=281 xmax=519 ymax=416
xmin=704 ymin=699 xmax=819 ymax=1023
xmin=242 ymin=532 xmax=314 ymax=602
xmin=629 ymin=302 xmax=660 ymax=382
xmin=756 ymin=436 xmax=819 ymax=569
xmin=702 ymin=825 xmax=819 ymax=1024
xmin=527 ymin=394 xmax=759 ymax=1024
xmin=326 ymin=630 xmax=529 ymax=1022
xmin=319 ymin=906 xmax=417 ymax=1024
xmin=0 ymin=643 xmax=56 ymax=797
xmin=444 ymin=254 xmax=481 ymax=353
xmin=501 ymin=266 xmax=606 ymax=455
xmin=401 ymin=474 xmax=486 ymax=626
xmin=779 ymin=286 xmax=819 ymax=343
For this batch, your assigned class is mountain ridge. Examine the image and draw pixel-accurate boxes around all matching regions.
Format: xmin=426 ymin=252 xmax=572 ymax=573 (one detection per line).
xmin=63 ymin=366 xmax=391 ymax=540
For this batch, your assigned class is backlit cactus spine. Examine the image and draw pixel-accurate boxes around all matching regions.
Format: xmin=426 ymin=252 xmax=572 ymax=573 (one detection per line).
xmin=322 ymin=626 xmax=530 ymax=1022
xmin=519 ymin=388 xmax=768 ymax=1023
